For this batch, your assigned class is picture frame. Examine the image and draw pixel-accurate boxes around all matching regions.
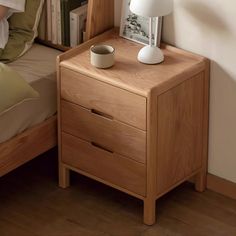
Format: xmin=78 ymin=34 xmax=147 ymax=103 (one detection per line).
xmin=120 ymin=0 xmax=163 ymax=47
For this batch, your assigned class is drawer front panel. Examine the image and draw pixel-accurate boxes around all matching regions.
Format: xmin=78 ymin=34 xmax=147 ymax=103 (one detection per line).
xmin=60 ymin=67 xmax=147 ymax=130
xmin=61 ymin=100 xmax=146 ymax=164
xmin=61 ymin=132 xmax=146 ymax=196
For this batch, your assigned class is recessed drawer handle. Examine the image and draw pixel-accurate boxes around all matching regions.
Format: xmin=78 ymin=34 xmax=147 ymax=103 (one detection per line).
xmin=91 ymin=109 xmax=113 ymax=120
xmin=91 ymin=142 xmax=114 ymax=154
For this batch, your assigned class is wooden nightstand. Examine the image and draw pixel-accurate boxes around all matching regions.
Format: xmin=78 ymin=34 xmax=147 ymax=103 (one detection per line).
xmin=57 ymin=30 xmax=210 ymax=225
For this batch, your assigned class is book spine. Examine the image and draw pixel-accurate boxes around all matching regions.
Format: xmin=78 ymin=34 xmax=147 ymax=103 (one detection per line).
xmin=51 ymin=0 xmax=58 ymax=44
xmin=83 ymin=31 xmax=87 ymax=42
xmin=63 ymin=0 xmax=88 ymax=47
xmin=63 ymin=1 xmax=70 ymax=46
xmin=46 ymin=0 xmax=52 ymax=41
xmin=78 ymin=11 xmax=87 ymax=44
xmin=61 ymin=1 xmax=65 ymax=45
xmin=70 ymin=12 xmax=78 ymax=47
xmin=57 ymin=0 xmax=62 ymax=45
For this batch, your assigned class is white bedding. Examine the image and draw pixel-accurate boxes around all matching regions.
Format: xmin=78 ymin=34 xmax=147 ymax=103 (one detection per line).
xmin=0 ymin=44 xmax=61 ymax=143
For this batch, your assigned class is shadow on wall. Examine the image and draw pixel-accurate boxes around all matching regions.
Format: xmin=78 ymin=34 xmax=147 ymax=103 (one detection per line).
xmin=209 ymin=61 xmax=236 ymax=181
xmin=180 ymin=0 xmax=229 ymax=32
xmin=163 ymin=0 xmax=231 ymax=46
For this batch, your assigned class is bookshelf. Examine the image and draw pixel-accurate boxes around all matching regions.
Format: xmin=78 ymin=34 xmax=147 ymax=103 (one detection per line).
xmin=38 ymin=0 xmax=114 ymax=51
xmin=36 ymin=38 xmax=71 ymax=51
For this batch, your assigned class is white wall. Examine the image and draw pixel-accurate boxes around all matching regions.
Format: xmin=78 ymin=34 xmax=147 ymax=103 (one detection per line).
xmin=115 ymin=0 xmax=236 ymax=183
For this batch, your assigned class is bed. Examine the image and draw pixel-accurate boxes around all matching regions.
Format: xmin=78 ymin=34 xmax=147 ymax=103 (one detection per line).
xmin=0 ymin=44 xmax=60 ymax=177
xmin=0 ymin=0 xmax=114 ymax=178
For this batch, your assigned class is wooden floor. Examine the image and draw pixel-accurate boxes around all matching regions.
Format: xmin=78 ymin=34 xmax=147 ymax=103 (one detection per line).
xmin=0 ymin=149 xmax=236 ymax=236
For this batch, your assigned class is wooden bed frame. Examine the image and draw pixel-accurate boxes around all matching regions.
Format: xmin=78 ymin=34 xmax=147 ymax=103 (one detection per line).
xmin=0 ymin=0 xmax=114 ymax=177
xmin=0 ymin=116 xmax=57 ymax=177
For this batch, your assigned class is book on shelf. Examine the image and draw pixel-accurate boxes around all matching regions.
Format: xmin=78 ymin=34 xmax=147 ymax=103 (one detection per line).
xmin=46 ymin=0 xmax=52 ymax=41
xmin=61 ymin=0 xmax=88 ymax=46
xmin=57 ymin=1 xmax=62 ymax=45
xmin=38 ymin=0 xmax=88 ymax=47
xmin=51 ymin=0 xmax=58 ymax=44
xmin=70 ymin=4 xmax=87 ymax=47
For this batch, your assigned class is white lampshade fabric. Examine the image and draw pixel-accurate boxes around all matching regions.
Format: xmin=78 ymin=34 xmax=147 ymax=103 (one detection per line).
xmin=130 ymin=0 xmax=173 ymax=17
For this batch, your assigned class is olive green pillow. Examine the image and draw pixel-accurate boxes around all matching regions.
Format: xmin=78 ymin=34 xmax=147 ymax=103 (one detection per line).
xmin=0 ymin=0 xmax=44 ymax=63
xmin=0 ymin=63 xmax=39 ymax=115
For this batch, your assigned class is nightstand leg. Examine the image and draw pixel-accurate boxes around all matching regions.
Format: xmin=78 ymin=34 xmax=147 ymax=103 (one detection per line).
xmin=195 ymin=169 xmax=207 ymax=192
xmin=59 ymin=164 xmax=70 ymax=188
xmin=143 ymin=198 xmax=156 ymax=225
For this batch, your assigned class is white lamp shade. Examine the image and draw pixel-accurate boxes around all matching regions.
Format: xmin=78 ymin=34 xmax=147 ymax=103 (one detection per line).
xmin=130 ymin=0 xmax=173 ymax=17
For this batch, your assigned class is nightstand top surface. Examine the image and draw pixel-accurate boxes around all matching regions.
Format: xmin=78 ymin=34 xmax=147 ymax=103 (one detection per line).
xmin=59 ymin=30 xmax=207 ymax=97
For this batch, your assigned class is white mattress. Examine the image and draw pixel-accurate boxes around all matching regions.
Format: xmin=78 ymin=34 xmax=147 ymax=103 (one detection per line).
xmin=0 ymin=44 xmax=61 ymax=143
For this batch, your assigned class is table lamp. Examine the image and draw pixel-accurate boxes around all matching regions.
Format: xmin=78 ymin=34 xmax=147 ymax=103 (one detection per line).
xmin=130 ymin=0 xmax=173 ymax=64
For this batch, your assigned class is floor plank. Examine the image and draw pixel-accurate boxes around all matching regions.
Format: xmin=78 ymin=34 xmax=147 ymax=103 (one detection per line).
xmin=0 ymin=149 xmax=236 ymax=236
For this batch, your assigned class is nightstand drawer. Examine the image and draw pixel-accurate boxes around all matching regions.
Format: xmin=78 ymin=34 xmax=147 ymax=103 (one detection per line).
xmin=60 ymin=67 xmax=146 ymax=130
xmin=61 ymin=100 xmax=146 ymax=164
xmin=61 ymin=132 xmax=146 ymax=196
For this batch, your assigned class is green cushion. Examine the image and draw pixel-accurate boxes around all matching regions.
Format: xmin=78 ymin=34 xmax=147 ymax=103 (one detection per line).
xmin=0 ymin=63 xmax=39 ymax=115
xmin=0 ymin=0 xmax=44 ymax=63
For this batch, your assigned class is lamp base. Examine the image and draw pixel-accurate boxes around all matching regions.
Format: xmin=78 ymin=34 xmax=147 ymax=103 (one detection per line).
xmin=138 ymin=45 xmax=164 ymax=64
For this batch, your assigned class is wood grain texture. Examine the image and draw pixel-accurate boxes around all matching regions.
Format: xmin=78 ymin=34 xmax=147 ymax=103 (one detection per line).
xmin=195 ymin=59 xmax=210 ymax=192
xmin=0 ymin=116 xmax=57 ymax=177
xmin=207 ymin=174 xmax=236 ymax=201
xmin=61 ymin=132 xmax=146 ymax=196
xmin=144 ymin=93 xmax=158 ymax=225
xmin=58 ymin=31 xmax=210 ymax=225
xmin=86 ymin=0 xmax=114 ymax=40
xmin=60 ymin=68 xmax=147 ymax=130
xmin=61 ymin=100 xmax=146 ymax=164
xmin=60 ymin=33 xmax=207 ymax=97
xmin=57 ymin=29 xmax=115 ymax=62
xmin=65 ymin=163 xmax=145 ymax=200
xmin=57 ymin=53 xmax=70 ymax=189
xmin=55 ymin=1 xmax=114 ymax=189
xmin=156 ymin=73 xmax=204 ymax=195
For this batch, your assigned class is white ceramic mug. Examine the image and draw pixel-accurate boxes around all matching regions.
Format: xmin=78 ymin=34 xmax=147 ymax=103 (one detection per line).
xmin=90 ymin=45 xmax=115 ymax=69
